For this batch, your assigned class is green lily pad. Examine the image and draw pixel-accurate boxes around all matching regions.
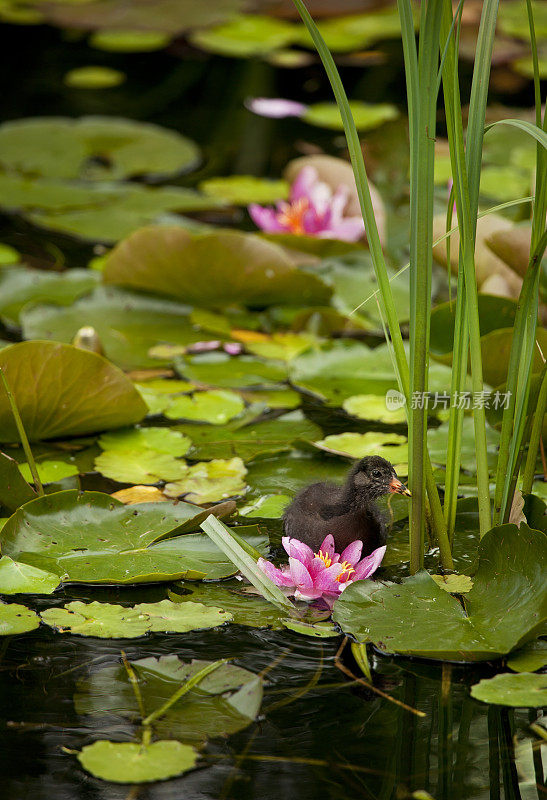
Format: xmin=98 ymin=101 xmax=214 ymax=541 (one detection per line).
xmin=0 ymin=341 xmax=147 ymax=442
xmin=471 ymin=673 xmax=547 ymax=708
xmin=133 ymin=599 xmax=232 ymax=632
xmin=282 ymin=619 xmax=340 ymax=638
xmin=1 ymin=489 xmax=257 ymax=583
xmin=75 ymin=654 xmax=262 ymax=744
xmin=313 ymin=432 xmax=408 ymax=462
xmin=0 ymin=450 xmax=37 ymax=511
xmin=189 ymin=15 xmax=297 ymax=57
xmin=290 ymin=340 xmax=458 ymax=405
xmin=238 ymin=493 xmax=291 ymax=518
xmin=171 ymin=580 xmax=287 ymax=628
xmin=102 ymin=227 xmax=332 ymax=308
xmin=89 ymin=30 xmax=171 ymax=52
xmin=430 ymin=295 xmax=517 ymax=357
xmin=303 ymin=101 xmax=399 ymax=132
xmin=0 ymin=601 xmax=40 ymax=635
xmin=427 ymin=417 xmax=500 ymax=474
xmin=175 ymin=351 xmax=288 ymax=388
xmin=0 ymin=116 xmax=200 ymax=181
xmin=199 ymin=175 xmax=289 ymax=205
xmin=342 ymin=394 xmax=408 ymax=424
xmin=21 ymin=287 xmax=208 ymax=370
xmin=507 ymin=640 xmax=547 ymax=673
xmin=18 ymin=460 xmax=79 ymax=484
xmin=334 ymin=524 xmax=547 ymax=662
xmin=94 ymin=449 xmax=188 ymax=484
xmin=77 ymin=740 xmax=198 ymax=784
xmin=246 ymin=452 xmax=350 ymax=498
xmin=164 ymin=457 xmax=247 ymax=504
xmin=0 ymin=557 xmax=60 ymax=594
xmin=41 ymin=599 xmax=231 ymax=637
xmin=0 ymin=243 xmax=20 ymax=265
xmin=241 ymin=332 xmax=317 ymax=362
xmin=175 ymin=412 xmax=321 ymax=461
xmin=298 ymin=7 xmax=404 ymax=52
xmin=498 ymin=0 xmax=547 ymax=40
xmin=64 ymin=66 xmax=126 ymax=89
xmin=479 ymin=165 xmax=531 ymax=202
xmin=164 ymin=389 xmax=245 ymax=424
xmin=240 ymin=387 xmax=301 ymax=410
xmin=0 ymin=267 xmax=100 ymax=325
xmin=431 ymin=574 xmax=474 ymax=594
xmin=99 ymin=427 xmax=192 ymax=456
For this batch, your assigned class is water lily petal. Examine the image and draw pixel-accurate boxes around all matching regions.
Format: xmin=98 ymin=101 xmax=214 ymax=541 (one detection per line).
xmin=288 ymin=557 xmax=314 ymax=590
xmin=282 ymin=536 xmax=314 ymax=567
xmin=318 ymin=534 xmax=336 ymax=559
xmin=353 ymin=545 xmax=386 ymax=580
xmin=246 ymin=97 xmax=308 ymax=119
xmin=257 ymin=557 xmax=295 ymax=587
xmin=248 ymin=203 xmax=286 ymax=233
xmin=290 ymin=165 xmax=318 ymax=202
xmin=314 ymin=562 xmax=344 ymax=591
xmin=318 ymin=215 xmax=365 ymax=242
xmin=340 ymin=540 xmax=363 ymax=565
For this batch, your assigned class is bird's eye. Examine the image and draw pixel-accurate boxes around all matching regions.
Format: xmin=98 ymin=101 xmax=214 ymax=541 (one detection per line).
xmin=372 ymin=469 xmax=382 ymax=478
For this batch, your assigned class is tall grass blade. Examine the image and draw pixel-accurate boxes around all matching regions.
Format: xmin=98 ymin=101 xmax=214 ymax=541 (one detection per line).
xmin=292 ymin=0 xmax=452 ymax=570
xmin=200 ymin=515 xmax=294 ymax=611
xmin=0 ymin=368 xmax=44 ymax=496
xmin=521 ymin=363 xmax=547 ymax=495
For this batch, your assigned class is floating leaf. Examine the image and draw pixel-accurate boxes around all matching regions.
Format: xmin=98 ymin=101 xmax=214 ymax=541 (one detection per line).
xmin=164 ymin=457 xmax=247 ymax=504
xmin=75 ymin=654 xmax=262 ymax=742
xmin=342 ymin=394 xmax=407 ymax=424
xmin=0 ymin=116 xmax=200 ymax=181
xmin=18 ymin=460 xmax=79 ymax=484
xmin=64 ymin=66 xmax=126 ymax=89
xmin=21 ymin=287 xmax=207 ymax=370
xmin=313 ymin=431 xmax=408 ymax=462
xmin=431 ymin=574 xmax=474 ymax=594
xmin=94 ymin=449 xmax=188 ymax=484
xmin=89 ymin=30 xmax=171 ymax=52
xmin=430 ymin=295 xmax=517 ymax=357
xmin=171 ymin=581 xmax=287 ymax=629
xmin=164 ymin=389 xmax=245 ymax=424
xmin=176 ymin=351 xmax=287 ymax=388
xmin=77 ymin=740 xmax=198 ymax=783
xmin=98 ymin=427 xmax=192 ymax=456
xmin=111 ymin=486 xmax=168 ymax=504
xmin=303 ymin=101 xmax=399 ymax=132
xmin=0 ymin=341 xmax=147 ymax=442
xmin=471 ymin=673 xmax=547 ymax=708
xmin=0 ymin=450 xmax=36 ymax=511
xmin=507 ymin=640 xmax=547 ymax=673
xmin=0 ymin=557 xmax=60 ymax=595
xmin=0 ymin=243 xmax=20 ymax=265
xmin=175 ymin=412 xmax=321 ymax=461
xmin=190 ymin=15 xmax=297 ymax=57
xmin=0 ymin=601 xmax=40 ymax=635
xmin=102 ymin=227 xmax=332 ymax=307
xmin=41 ymin=599 xmax=231 ymax=637
xmin=0 ymin=267 xmax=100 ymax=325
xmin=298 ymin=8 xmax=404 ymax=52
xmin=334 ymin=524 xmax=547 ymax=661
xmin=282 ymin=619 xmax=340 ymax=638
xmin=199 ymin=175 xmax=289 ymax=205
xmin=246 ymin=452 xmax=350 ymax=498
xmin=238 ymin=493 xmax=291 ymax=518
xmin=133 ymin=599 xmax=231 ymax=632
xmin=240 ymin=332 xmax=316 ymax=362
xmin=1 ymin=490 xmax=253 ymax=583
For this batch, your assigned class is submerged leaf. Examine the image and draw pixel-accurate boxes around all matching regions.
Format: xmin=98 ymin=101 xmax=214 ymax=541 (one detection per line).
xmin=77 ymin=740 xmax=198 ymax=783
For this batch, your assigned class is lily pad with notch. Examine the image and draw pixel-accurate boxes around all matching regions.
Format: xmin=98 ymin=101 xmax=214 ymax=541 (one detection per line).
xmin=333 ymin=523 xmax=547 ymax=662
xmin=164 ymin=457 xmax=247 ymax=504
xmin=1 ymin=490 xmax=261 ymax=583
xmin=470 ymin=673 xmax=547 ymax=707
xmin=0 ymin=601 xmax=40 ymax=635
xmin=0 ymin=557 xmax=60 ymax=594
xmin=77 ymin=740 xmax=198 ymax=784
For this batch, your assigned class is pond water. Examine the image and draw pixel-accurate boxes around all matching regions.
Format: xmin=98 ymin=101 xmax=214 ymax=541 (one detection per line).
xmin=0 ymin=13 xmax=544 ymax=800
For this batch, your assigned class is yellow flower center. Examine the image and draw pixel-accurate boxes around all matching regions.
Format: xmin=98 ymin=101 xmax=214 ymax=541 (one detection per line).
xmin=316 ymin=549 xmax=332 ymax=568
xmin=335 ymin=561 xmax=355 ymax=583
xmin=277 ymin=197 xmax=309 ymax=235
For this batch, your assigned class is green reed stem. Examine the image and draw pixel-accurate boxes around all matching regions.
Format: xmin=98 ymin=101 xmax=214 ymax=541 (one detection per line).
xmin=0 ymin=367 xmax=44 ymax=496
xmin=142 ymin=659 xmax=227 ymax=727
xmin=521 ymin=360 xmax=547 ymax=495
xmin=293 ymin=0 xmax=452 ymax=571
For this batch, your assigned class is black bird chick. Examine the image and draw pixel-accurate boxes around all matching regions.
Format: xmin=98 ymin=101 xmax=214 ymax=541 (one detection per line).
xmin=283 ymin=456 xmax=410 ymax=554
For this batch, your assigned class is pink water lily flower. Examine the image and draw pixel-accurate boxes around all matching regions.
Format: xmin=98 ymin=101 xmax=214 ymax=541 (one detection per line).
xmin=245 ymin=97 xmax=308 ymax=119
xmin=258 ymin=534 xmax=386 ymax=609
xmin=248 ymin=165 xmax=366 ymax=242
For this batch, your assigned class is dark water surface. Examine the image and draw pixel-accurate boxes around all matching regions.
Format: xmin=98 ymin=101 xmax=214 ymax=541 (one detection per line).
xmin=0 ymin=19 xmax=544 ymax=800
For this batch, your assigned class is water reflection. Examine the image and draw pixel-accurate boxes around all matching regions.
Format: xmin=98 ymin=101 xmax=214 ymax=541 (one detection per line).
xmin=0 ymin=618 xmax=543 ymax=800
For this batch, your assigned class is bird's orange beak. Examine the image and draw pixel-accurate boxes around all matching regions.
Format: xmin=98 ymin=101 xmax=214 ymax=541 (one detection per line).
xmin=390 ymin=477 xmax=411 ymax=496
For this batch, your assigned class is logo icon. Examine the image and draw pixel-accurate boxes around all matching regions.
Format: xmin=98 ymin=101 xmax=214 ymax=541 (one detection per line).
xmin=385 ymin=389 xmax=406 ymax=411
